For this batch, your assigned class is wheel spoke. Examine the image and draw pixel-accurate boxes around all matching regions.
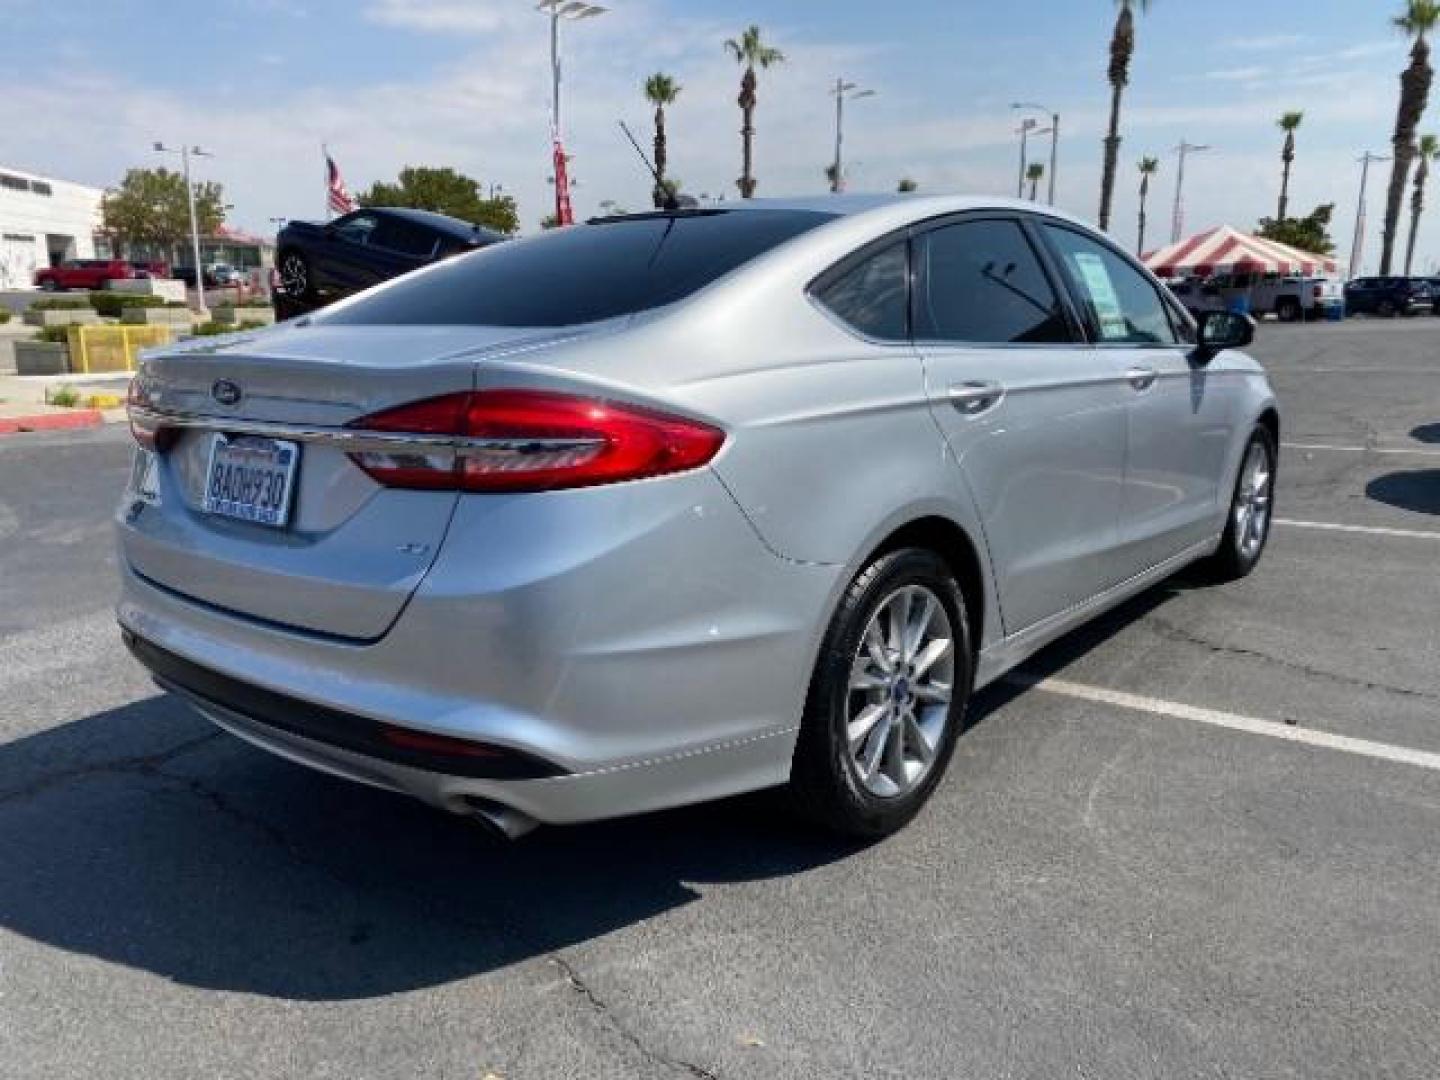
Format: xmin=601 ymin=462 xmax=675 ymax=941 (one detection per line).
xmin=848 ymin=703 xmax=888 ymax=752
xmin=911 ymin=636 xmax=952 ymax=679
xmin=886 ymin=591 xmax=912 ymax=655
xmin=863 ymin=620 xmax=894 ymax=674
xmin=915 ymin=681 xmax=952 ymax=705
xmin=902 ymin=593 xmax=936 ymax=662
xmin=858 ymin=711 xmax=893 ymax=780
xmin=849 ymin=654 xmax=886 ymax=692
xmin=881 ymin=711 xmax=909 ymax=785
xmin=904 ymin=711 xmax=936 ymax=765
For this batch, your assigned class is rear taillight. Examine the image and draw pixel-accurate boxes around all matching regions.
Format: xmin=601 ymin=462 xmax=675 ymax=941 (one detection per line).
xmin=127 ymin=377 xmax=176 ymax=452
xmin=1313 ymin=285 xmax=1323 ymax=299
xmin=346 ymin=390 xmax=726 ymax=493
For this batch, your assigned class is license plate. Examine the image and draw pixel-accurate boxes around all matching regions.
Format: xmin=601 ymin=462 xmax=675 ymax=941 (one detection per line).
xmin=202 ymin=434 xmax=299 ymax=528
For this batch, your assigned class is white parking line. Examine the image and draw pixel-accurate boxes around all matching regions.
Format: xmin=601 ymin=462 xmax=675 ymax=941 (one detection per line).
xmin=1011 ymin=675 xmax=1440 ymax=774
xmin=1283 ymin=441 xmax=1440 ymax=458
xmin=1274 ymin=518 xmax=1440 ymax=541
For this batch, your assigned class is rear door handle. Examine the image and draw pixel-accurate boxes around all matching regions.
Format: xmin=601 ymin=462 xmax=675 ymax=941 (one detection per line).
xmin=1126 ymin=366 xmax=1159 ymax=391
xmin=948 ymin=381 xmax=1005 ymax=416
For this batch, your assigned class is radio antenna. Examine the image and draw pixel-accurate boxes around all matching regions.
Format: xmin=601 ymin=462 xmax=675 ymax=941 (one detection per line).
xmin=618 ymin=120 xmax=683 ymax=211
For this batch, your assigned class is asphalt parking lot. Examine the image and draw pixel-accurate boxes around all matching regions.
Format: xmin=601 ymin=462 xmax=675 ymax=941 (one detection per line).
xmin=2 ymin=319 xmax=1438 ymax=1079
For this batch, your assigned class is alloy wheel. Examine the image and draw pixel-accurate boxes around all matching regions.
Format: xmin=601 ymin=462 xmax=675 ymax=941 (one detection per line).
xmin=846 ymin=585 xmax=955 ymax=798
xmin=1233 ymin=440 xmax=1273 ymax=560
xmin=280 ymin=255 xmax=307 ymax=296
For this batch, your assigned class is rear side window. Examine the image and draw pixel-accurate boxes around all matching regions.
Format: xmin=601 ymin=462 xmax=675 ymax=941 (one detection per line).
xmin=1042 ymin=224 xmax=1179 ymax=346
xmin=914 ymin=219 xmax=1070 ymax=345
xmin=811 ymin=242 xmax=909 ymax=341
xmin=319 ymin=210 xmax=834 ymax=328
xmin=374 ymin=218 xmax=438 ymax=258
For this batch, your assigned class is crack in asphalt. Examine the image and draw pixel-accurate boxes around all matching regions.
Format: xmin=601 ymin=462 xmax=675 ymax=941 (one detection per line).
xmin=1146 ymin=614 xmax=1440 ymax=706
xmin=0 ymin=730 xmax=223 ymax=807
xmin=550 ymin=954 xmax=722 ymax=1080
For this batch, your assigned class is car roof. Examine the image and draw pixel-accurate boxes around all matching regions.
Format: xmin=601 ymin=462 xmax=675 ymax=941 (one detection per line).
xmin=375 ymin=206 xmax=507 ymax=241
xmin=693 ymin=192 xmax=1094 ymax=226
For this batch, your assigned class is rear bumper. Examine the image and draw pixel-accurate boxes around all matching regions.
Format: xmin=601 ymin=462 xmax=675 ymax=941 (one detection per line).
xmin=117 ymin=468 xmax=841 ymax=824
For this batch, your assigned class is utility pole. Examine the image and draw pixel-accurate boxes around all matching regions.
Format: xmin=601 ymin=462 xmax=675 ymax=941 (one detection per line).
xmin=830 ymin=79 xmax=875 ymax=194
xmin=153 ymin=141 xmax=213 ymax=319
xmin=1350 ymin=151 xmax=1390 ymax=280
xmin=1012 ymin=103 xmax=1060 ymax=205
xmin=1171 ymin=139 xmax=1211 ymax=244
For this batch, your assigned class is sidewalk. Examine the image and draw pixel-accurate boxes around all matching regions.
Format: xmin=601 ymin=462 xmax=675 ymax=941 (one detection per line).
xmin=0 ymin=370 xmax=129 ymax=435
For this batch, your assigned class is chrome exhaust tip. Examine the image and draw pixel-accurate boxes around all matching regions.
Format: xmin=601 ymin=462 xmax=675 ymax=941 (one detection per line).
xmin=462 ymin=796 xmax=540 ymax=841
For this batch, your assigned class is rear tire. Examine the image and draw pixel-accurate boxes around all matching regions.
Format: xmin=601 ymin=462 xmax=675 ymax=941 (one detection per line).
xmin=1276 ymin=298 xmax=1301 ymax=323
xmin=1378 ymin=299 xmax=1397 ymax=318
xmin=788 ymin=548 xmax=973 ymax=839
xmin=1200 ymin=425 xmax=1276 ymax=583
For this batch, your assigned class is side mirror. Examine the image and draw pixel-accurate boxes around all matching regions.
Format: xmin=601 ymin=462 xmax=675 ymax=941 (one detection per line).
xmin=1195 ymin=310 xmax=1255 ymax=359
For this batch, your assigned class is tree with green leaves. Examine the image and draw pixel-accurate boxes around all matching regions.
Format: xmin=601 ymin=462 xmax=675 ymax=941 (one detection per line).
xmin=1255 ymin=203 xmax=1337 ymax=256
xmin=358 ymin=166 xmax=518 ymax=234
xmin=1137 ymin=156 xmax=1160 ymax=256
xmin=1099 ymin=0 xmax=1151 ymax=232
xmin=1380 ymin=0 xmax=1440 ymax=273
xmin=897 ymin=177 xmax=919 ymax=193
xmin=1026 ymin=162 xmax=1045 ymax=201
xmin=725 ymin=25 xmax=785 ymax=199
xmin=100 ymin=168 xmax=225 ymax=255
xmin=643 ymin=73 xmax=682 ymax=208
xmin=1276 ymin=111 xmax=1304 ymax=221
xmin=1406 ymin=132 xmax=1440 ymax=272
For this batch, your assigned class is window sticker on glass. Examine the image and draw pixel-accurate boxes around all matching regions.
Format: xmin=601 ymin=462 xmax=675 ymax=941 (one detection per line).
xmin=1073 ymin=252 xmax=1129 ymax=340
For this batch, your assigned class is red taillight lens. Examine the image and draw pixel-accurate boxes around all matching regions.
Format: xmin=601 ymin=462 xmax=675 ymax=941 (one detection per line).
xmin=127 ymin=377 xmax=176 ymax=452
xmin=347 ymin=390 xmax=726 ymax=493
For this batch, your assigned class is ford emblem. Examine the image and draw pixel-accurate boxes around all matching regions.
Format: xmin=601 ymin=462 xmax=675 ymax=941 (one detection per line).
xmin=211 ymin=379 xmax=243 ymax=407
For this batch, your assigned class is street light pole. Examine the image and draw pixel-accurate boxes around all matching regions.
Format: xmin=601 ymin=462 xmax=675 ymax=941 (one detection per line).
xmin=535 ymin=1 xmax=606 ymax=226
xmin=831 ymin=79 xmax=875 ymax=193
xmin=154 ymin=141 xmax=213 ymax=319
xmin=1012 ymin=102 xmax=1060 ymax=205
xmin=1350 ymin=151 xmax=1389 ymax=280
xmin=1170 ymin=139 xmax=1211 ymax=244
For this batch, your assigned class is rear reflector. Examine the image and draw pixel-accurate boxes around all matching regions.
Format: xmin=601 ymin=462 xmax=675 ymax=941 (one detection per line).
xmin=347 ymin=389 xmax=725 ymax=493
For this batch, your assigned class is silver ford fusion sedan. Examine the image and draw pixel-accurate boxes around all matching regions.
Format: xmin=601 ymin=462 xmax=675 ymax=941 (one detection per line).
xmin=118 ymin=195 xmax=1277 ymax=839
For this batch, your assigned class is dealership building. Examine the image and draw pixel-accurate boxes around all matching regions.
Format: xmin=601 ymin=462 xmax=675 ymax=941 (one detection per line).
xmin=0 ymin=164 xmax=105 ymax=289
xmin=0 ymin=163 xmax=275 ymax=289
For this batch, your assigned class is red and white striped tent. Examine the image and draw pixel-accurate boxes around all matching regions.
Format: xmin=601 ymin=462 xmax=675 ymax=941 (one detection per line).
xmin=1144 ymin=225 xmax=1338 ymax=279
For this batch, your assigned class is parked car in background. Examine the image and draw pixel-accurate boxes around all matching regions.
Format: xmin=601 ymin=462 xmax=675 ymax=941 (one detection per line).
xmin=206 ymin=263 xmax=243 ymax=287
xmin=120 ymin=195 xmax=1277 ymax=841
xmin=34 ymin=259 xmax=138 ymax=291
xmin=1424 ymin=278 xmax=1440 ymax=313
xmin=129 ymin=260 xmax=171 ymax=280
xmin=1344 ymin=276 xmax=1434 ymax=317
xmin=274 ymin=207 xmax=507 ymax=309
xmin=1169 ymin=272 xmax=1343 ymax=322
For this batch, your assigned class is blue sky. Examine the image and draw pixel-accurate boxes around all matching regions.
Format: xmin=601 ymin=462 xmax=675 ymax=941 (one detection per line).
xmin=4 ymin=0 xmax=1436 ymax=272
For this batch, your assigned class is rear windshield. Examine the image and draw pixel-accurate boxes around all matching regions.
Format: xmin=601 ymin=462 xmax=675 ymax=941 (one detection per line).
xmin=317 ymin=209 xmax=834 ymax=328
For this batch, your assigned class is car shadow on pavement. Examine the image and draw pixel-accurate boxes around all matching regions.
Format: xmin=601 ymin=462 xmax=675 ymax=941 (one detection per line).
xmin=0 ymin=577 xmax=1191 ymax=1004
xmin=1365 ymin=469 xmax=1440 ymax=517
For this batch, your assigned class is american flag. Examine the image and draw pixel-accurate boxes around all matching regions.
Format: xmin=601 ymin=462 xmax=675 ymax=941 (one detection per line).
xmin=326 ymin=152 xmax=355 ymax=216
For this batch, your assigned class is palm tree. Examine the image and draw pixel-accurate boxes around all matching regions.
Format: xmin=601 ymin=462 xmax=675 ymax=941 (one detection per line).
xmin=1380 ymin=0 xmax=1440 ymax=273
xmin=1276 ymin=111 xmax=1304 ymax=221
xmin=1099 ymin=0 xmax=1151 ymax=232
xmin=1406 ymin=132 xmax=1440 ymax=272
xmin=643 ymin=73 xmax=681 ymax=209
xmin=725 ymin=25 xmax=785 ymax=198
xmin=1026 ymin=162 xmax=1045 ymax=201
xmin=1137 ymin=156 xmax=1160 ymax=256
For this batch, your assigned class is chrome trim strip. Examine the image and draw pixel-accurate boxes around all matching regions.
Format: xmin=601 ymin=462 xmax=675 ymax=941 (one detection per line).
xmin=127 ymin=407 xmax=605 ymax=458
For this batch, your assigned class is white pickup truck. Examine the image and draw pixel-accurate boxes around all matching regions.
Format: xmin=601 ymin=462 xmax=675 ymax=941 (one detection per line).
xmin=1167 ymin=273 xmax=1345 ymax=322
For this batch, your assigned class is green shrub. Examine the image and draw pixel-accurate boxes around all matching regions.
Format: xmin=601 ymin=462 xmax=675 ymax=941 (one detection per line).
xmin=89 ymin=292 xmax=166 ymax=317
xmin=0 ymin=308 xmax=10 ymax=324
xmin=34 ymin=326 xmax=71 ymax=343
xmin=48 ymin=386 xmax=80 ymax=408
xmin=29 ymin=298 xmax=90 ymax=311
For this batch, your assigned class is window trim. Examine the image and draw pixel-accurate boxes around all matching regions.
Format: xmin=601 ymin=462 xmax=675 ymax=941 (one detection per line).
xmin=1032 ymin=219 xmax=1188 ymax=350
xmin=907 ymin=211 xmax=1084 ymax=349
xmin=805 ymin=229 xmax=914 ymax=345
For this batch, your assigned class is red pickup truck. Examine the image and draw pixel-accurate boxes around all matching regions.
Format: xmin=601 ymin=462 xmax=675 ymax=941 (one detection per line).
xmin=34 ymin=259 xmax=140 ymax=291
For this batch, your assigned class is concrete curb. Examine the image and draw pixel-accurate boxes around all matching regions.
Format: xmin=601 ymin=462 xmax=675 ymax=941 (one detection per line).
xmin=0 ymin=409 xmax=105 ymax=436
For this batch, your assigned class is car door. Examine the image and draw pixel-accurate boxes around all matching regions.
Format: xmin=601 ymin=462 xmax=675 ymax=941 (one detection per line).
xmin=1038 ymin=222 xmax=1237 ymax=575
xmin=367 ymin=216 xmax=439 ymax=283
xmin=914 ymin=214 xmax=1131 ymax=635
xmin=316 ymin=211 xmax=381 ymax=293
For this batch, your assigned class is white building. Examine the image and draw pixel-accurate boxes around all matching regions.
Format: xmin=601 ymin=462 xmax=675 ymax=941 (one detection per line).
xmin=0 ymin=165 xmax=105 ymax=290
